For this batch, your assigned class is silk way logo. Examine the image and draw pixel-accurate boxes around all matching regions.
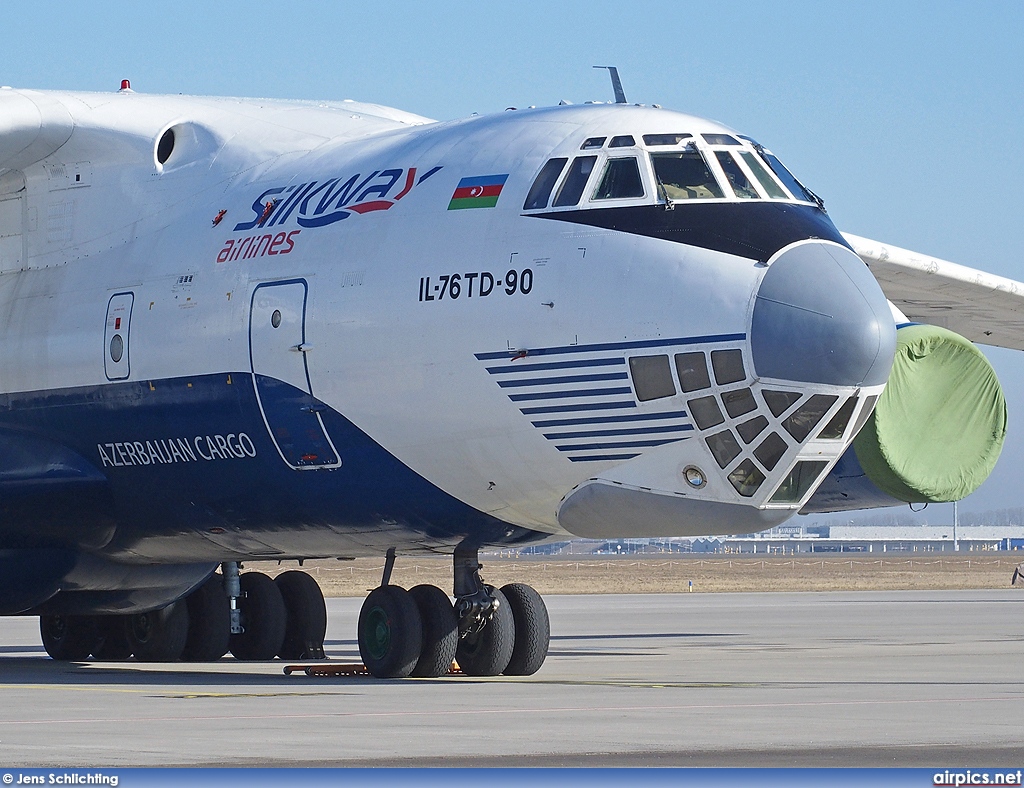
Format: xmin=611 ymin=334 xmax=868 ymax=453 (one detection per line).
xmin=233 ymin=165 xmax=443 ymax=232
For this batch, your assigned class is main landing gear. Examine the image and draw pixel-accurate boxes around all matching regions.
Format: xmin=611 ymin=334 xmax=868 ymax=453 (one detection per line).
xmin=39 ymin=562 xmax=328 ymax=663
xmin=356 ymin=546 xmax=550 ymax=679
xmin=39 ymin=549 xmax=551 ymax=680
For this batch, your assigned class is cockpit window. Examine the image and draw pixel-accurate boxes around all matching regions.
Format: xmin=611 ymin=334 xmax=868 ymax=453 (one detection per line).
xmin=759 ymin=150 xmax=817 ymax=203
xmin=715 ymin=152 xmax=758 ymax=199
xmin=593 ymin=158 xmax=645 ymax=200
xmin=552 ymin=155 xmax=597 ymax=207
xmin=651 ymin=151 xmax=724 ymax=200
xmin=739 ymin=151 xmax=788 ymax=199
xmin=523 ymin=157 xmax=568 ymax=210
xmin=581 ymin=137 xmax=605 ymax=150
xmin=643 ymin=134 xmax=692 ymax=146
xmin=702 ymin=133 xmax=741 ymax=146
xmin=609 ymin=135 xmax=636 ymax=148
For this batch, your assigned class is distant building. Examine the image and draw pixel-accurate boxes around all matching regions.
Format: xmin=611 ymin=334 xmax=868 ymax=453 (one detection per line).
xmin=507 ymin=525 xmax=1024 ymax=557
xmin=692 ymin=524 xmax=1024 ymax=554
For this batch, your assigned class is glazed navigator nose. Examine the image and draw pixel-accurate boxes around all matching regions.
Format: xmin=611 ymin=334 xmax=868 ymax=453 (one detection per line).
xmin=750 ymin=241 xmax=896 ymax=386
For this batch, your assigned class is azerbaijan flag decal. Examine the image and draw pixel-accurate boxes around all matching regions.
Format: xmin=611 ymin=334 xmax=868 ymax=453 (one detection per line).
xmin=448 ymin=174 xmax=509 ymax=210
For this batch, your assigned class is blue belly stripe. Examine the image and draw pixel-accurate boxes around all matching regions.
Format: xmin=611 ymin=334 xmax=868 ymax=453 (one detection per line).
xmin=555 ymin=438 xmax=685 ymax=451
xmin=485 ymin=357 xmax=625 ymax=375
xmin=532 ymin=410 xmax=688 ymax=428
xmin=567 ymin=453 xmax=642 ymax=462
xmin=519 ymin=401 xmax=638 ymax=415
xmin=544 ymin=424 xmax=694 ymax=439
xmin=508 ymin=387 xmax=633 ymax=402
xmin=475 ymin=332 xmax=746 ymax=361
xmin=498 ymin=372 xmax=629 ymax=388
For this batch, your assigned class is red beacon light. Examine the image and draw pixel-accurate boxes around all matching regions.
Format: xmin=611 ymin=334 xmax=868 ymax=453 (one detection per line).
xmin=119 ymin=79 xmax=132 ymax=92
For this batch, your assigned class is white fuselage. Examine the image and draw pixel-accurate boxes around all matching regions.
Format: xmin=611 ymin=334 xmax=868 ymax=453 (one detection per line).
xmin=0 ymin=89 xmax=894 ymax=561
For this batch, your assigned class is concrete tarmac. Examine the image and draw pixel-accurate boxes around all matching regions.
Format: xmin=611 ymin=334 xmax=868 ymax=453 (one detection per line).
xmin=1 ymin=590 xmax=1023 ymax=767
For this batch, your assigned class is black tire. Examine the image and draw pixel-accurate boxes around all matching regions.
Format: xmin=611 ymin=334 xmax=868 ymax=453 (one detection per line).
xmin=128 ymin=603 xmax=190 ymax=662
xmin=408 ymin=584 xmax=458 ymax=678
xmin=456 ymin=586 xmax=514 ymax=677
xmin=40 ymin=615 xmax=98 ymax=661
xmin=229 ymin=572 xmax=286 ymax=660
xmin=275 ymin=571 xmax=328 ymax=660
xmin=500 ymin=583 xmax=550 ymax=676
xmin=181 ymin=574 xmax=231 ymax=662
xmin=358 ymin=585 xmax=422 ymax=678
xmin=91 ymin=616 xmax=133 ymax=660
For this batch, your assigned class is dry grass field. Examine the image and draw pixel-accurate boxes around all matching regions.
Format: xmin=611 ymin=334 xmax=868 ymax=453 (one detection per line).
xmin=249 ymin=553 xmax=1024 ymax=596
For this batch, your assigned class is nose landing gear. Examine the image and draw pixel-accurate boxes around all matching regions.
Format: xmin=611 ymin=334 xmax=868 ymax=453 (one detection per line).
xmin=354 ymin=545 xmax=550 ymax=679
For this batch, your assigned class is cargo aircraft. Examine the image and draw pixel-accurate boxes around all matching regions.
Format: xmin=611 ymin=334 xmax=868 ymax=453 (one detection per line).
xmin=0 ymin=72 xmax=1017 ymax=677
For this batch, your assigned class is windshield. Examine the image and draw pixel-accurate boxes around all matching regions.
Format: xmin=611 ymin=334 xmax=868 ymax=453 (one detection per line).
xmin=755 ymin=148 xmax=817 ymax=203
xmin=651 ymin=151 xmax=725 ymax=200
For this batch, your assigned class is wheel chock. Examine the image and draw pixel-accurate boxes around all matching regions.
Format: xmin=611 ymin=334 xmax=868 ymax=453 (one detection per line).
xmin=283 ymin=661 xmax=463 ymax=677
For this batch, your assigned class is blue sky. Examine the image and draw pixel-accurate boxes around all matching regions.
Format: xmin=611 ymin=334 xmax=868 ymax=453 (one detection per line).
xmin=5 ymin=1 xmax=1024 ymax=518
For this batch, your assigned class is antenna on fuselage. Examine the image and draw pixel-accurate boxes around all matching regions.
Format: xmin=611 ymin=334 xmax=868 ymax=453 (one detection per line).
xmin=593 ymin=66 xmax=627 ymax=104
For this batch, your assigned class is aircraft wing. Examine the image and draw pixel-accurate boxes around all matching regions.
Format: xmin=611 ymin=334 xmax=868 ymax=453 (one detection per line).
xmin=842 ymin=232 xmax=1024 ymax=351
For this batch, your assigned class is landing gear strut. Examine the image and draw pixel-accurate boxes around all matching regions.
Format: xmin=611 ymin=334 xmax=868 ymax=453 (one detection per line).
xmin=452 ymin=546 xmax=514 ymax=676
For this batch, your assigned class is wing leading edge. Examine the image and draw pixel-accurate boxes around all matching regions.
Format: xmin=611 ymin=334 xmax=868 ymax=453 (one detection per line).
xmin=843 ymin=232 xmax=1024 ymax=351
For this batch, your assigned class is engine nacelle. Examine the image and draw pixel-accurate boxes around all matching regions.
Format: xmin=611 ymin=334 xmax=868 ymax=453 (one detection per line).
xmin=802 ymin=324 xmax=1006 ymax=513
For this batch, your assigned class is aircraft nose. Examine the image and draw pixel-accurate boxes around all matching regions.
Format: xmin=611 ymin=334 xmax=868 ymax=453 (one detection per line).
xmin=750 ymin=241 xmax=896 ymax=386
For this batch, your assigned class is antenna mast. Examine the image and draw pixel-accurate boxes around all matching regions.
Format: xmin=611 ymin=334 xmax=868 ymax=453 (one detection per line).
xmin=593 ymin=66 xmax=628 ymax=104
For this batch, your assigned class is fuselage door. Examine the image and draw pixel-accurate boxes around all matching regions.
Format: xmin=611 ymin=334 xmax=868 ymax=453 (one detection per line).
xmin=104 ymin=292 xmax=134 ymax=380
xmin=249 ymin=279 xmax=341 ymax=470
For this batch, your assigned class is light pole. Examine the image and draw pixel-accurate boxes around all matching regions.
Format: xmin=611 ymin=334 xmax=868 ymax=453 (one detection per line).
xmin=953 ymin=500 xmax=959 ymax=553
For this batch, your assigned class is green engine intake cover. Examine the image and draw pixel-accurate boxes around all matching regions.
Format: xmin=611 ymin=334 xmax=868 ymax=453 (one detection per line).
xmin=853 ymin=324 xmax=1006 ymax=503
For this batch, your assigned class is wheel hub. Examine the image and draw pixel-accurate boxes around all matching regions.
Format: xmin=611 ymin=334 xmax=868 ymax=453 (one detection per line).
xmin=362 ymin=606 xmax=391 ymax=660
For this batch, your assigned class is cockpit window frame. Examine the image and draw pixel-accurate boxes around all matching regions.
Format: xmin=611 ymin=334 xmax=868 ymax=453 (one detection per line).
xmin=649 ymin=148 xmax=728 ymax=202
xmin=522 ymin=130 xmax=821 ymax=212
xmin=551 ymin=155 xmax=599 ymax=208
xmin=591 ymin=156 xmax=647 ymax=202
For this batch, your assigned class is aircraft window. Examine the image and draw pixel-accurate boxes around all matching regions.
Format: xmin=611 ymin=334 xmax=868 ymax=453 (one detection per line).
xmin=581 ymin=137 xmax=605 ymax=150
xmin=594 ymin=158 xmax=645 ymax=200
xmin=706 ymin=429 xmax=741 ymax=469
xmin=817 ymin=396 xmax=858 ymax=440
xmin=552 ymin=156 xmax=597 ymax=207
xmin=759 ymin=150 xmax=816 ymax=203
xmin=736 ymin=415 xmax=768 ymax=444
xmin=753 ymin=431 xmax=787 ymax=471
xmin=674 ymin=352 xmax=711 ymax=393
xmin=739 ymin=152 xmax=788 ymax=199
xmin=524 ymin=157 xmax=568 ymax=210
xmin=849 ymin=395 xmax=878 ymax=438
xmin=643 ymin=134 xmax=692 ymax=146
xmin=109 ymin=334 xmax=124 ymax=363
xmin=157 ymin=129 xmax=175 ymax=165
xmin=728 ymin=458 xmax=765 ymax=497
xmin=628 ymin=355 xmax=676 ymax=402
xmin=651 ymin=152 xmax=724 ymax=200
xmin=702 ymin=133 xmax=741 ymax=146
xmin=762 ymin=390 xmax=801 ymax=417
xmin=711 ymin=349 xmax=745 ymax=385
xmin=715 ymin=152 xmax=759 ymax=199
xmin=721 ymin=388 xmax=757 ymax=419
xmin=609 ymin=135 xmax=636 ymax=148
xmin=688 ymin=395 xmax=725 ymax=430
xmin=783 ymin=394 xmax=838 ymax=442
xmin=769 ymin=460 xmax=829 ymax=503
